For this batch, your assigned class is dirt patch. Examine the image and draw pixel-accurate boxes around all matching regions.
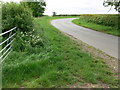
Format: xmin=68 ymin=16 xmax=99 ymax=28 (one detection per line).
xmin=67 ymin=83 xmax=110 ymax=88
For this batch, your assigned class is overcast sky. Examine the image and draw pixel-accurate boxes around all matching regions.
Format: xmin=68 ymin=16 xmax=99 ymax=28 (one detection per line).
xmin=2 ymin=0 xmax=118 ymax=15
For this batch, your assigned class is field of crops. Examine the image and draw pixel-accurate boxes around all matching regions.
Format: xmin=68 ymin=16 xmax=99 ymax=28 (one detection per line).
xmin=73 ymin=14 xmax=119 ymax=36
xmin=79 ymin=14 xmax=119 ymax=29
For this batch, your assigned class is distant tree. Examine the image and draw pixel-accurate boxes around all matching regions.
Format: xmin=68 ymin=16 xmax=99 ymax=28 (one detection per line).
xmin=53 ymin=12 xmax=57 ymax=16
xmin=103 ymin=0 xmax=120 ymax=13
xmin=21 ymin=0 xmax=46 ymax=17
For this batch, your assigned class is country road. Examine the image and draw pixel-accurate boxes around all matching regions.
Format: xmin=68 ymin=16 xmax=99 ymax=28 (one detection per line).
xmin=51 ymin=18 xmax=119 ymax=59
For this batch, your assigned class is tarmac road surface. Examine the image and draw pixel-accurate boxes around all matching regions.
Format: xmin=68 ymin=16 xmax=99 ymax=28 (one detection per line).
xmin=51 ymin=18 xmax=119 ymax=59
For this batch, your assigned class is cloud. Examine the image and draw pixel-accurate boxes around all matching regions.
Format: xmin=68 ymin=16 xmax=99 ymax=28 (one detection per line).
xmin=2 ymin=0 xmax=118 ymax=15
xmin=44 ymin=0 xmax=118 ymax=15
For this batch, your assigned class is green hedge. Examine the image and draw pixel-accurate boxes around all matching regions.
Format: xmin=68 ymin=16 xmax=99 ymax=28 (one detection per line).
xmin=79 ymin=14 xmax=119 ymax=29
xmin=2 ymin=2 xmax=33 ymax=32
xmin=2 ymin=2 xmax=45 ymax=52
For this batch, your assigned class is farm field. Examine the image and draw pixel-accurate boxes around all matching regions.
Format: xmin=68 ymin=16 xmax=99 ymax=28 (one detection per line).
xmin=72 ymin=14 xmax=119 ymax=36
xmin=2 ymin=16 xmax=118 ymax=88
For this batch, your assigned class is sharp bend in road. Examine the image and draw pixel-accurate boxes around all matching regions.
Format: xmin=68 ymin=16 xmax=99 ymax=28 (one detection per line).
xmin=51 ymin=18 xmax=119 ymax=59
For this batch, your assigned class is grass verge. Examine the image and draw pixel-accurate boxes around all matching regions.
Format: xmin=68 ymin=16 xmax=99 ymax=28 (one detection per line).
xmin=3 ymin=16 xmax=118 ymax=88
xmin=72 ymin=19 xmax=119 ymax=36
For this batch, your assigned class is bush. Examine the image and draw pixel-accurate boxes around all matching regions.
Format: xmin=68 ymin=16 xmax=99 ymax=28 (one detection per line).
xmin=2 ymin=2 xmax=33 ymax=32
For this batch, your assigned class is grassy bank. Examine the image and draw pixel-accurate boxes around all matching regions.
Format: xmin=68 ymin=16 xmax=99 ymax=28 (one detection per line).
xmin=72 ymin=18 xmax=119 ymax=36
xmin=3 ymin=16 xmax=118 ymax=88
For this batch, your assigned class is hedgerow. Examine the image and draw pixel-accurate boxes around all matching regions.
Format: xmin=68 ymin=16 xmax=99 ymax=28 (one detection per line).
xmin=79 ymin=14 xmax=119 ymax=29
xmin=2 ymin=2 xmax=33 ymax=32
xmin=2 ymin=2 xmax=46 ymax=52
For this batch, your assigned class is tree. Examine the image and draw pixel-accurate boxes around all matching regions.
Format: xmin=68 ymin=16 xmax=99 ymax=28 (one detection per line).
xmin=53 ymin=12 xmax=57 ymax=16
xmin=21 ymin=0 xmax=46 ymax=17
xmin=103 ymin=0 xmax=120 ymax=13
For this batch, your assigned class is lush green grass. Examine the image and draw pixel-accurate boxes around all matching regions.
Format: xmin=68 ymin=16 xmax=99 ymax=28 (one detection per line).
xmin=3 ymin=16 xmax=118 ymax=88
xmin=72 ymin=19 xmax=119 ymax=36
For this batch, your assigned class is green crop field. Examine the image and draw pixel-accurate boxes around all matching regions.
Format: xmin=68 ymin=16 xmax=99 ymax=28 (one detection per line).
xmin=72 ymin=14 xmax=119 ymax=36
xmin=2 ymin=16 xmax=118 ymax=88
